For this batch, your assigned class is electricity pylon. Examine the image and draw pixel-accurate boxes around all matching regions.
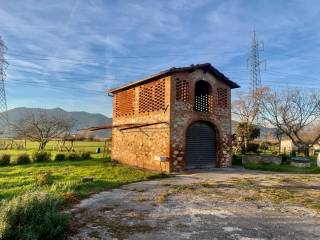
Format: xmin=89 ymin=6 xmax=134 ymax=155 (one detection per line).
xmin=248 ymin=31 xmax=266 ymax=96
xmin=0 ymin=36 xmax=9 ymax=137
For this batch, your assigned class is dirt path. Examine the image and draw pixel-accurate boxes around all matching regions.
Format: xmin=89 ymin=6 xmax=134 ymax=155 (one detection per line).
xmin=69 ymin=169 xmax=320 ymax=240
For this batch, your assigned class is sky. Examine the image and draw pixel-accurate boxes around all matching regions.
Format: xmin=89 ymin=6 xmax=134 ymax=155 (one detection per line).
xmin=0 ymin=0 xmax=320 ymax=117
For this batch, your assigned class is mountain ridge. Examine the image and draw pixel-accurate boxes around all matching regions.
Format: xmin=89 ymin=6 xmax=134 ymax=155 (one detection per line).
xmin=5 ymin=107 xmax=275 ymax=139
xmin=6 ymin=107 xmax=112 ymax=137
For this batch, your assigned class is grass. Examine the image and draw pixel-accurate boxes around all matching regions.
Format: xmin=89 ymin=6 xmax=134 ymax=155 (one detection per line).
xmin=0 ymin=140 xmax=107 ymax=158
xmin=0 ymin=191 xmax=69 ymax=240
xmin=0 ymin=140 xmax=166 ymax=239
xmin=244 ymin=160 xmax=320 ymax=174
xmin=0 ymin=158 xmax=163 ymax=201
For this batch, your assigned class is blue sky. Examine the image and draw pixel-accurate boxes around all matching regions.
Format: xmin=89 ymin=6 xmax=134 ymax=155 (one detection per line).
xmin=0 ymin=0 xmax=320 ymax=117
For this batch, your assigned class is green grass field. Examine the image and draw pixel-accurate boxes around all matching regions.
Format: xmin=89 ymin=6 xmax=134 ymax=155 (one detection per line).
xmin=0 ymin=140 xmax=166 ymax=239
xmin=0 ymin=158 xmax=162 ymax=201
xmin=0 ymin=140 xmax=166 ymax=203
xmin=0 ymin=140 xmax=109 ymax=161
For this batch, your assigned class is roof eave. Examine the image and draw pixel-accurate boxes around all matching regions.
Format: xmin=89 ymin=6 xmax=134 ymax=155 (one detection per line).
xmin=107 ymin=63 xmax=240 ymax=94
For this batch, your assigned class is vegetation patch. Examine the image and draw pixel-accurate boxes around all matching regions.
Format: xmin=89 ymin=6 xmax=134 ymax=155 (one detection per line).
xmin=94 ymin=218 xmax=155 ymax=239
xmin=14 ymin=153 xmax=31 ymax=165
xmin=66 ymin=153 xmax=81 ymax=161
xmin=244 ymin=161 xmax=320 ymax=174
xmin=0 ymin=158 xmax=163 ymax=239
xmin=0 ymin=191 xmax=69 ymax=240
xmin=0 ymin=154 xmax=10 ymax=166
xmin=79 ymin=152 xmax=91 ymax=160
xmin=162 ymin=177 xmax=320 ymax=212
xmin=36 ymin=171 xmax=53 ymax=186
xmin=32 ymin=151 xmax=51 ymax=163
xmin=0 ymin=159 xmax=162 ymax=201
xmin=155 ymin=184 xmax=202 ymax=204
xmin=54 ymin=153 xmax=66 ymax=162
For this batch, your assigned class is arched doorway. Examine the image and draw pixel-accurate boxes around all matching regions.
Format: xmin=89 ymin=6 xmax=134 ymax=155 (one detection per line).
xmin=186 ymin=121 xmax=217 ymax=168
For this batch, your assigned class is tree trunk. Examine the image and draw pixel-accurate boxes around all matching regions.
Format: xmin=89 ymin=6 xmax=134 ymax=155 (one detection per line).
xmin=24 ymin=135 xmax=27 ymax=150
xmin=244 ymin=137 xmax=248 ymax=153
xmin=39 ymin=141 xmax=47 ymax=151
xmin=278 ymin=135 xmax=282 ymax=155
xmin=304 ymin=146 xmax=310 ymax=157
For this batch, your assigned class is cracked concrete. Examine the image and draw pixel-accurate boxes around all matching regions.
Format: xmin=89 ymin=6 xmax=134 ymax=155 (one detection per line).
xmin=68 ymin=169 xmax=320 ymax=240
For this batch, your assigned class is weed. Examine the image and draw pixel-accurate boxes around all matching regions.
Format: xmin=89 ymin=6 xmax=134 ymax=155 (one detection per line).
xmin=36 ymin=171 xmax=53 ymax=186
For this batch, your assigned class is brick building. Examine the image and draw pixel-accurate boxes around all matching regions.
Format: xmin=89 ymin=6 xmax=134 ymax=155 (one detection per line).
xmin=108 ymin=63 xmax=240 ymax=172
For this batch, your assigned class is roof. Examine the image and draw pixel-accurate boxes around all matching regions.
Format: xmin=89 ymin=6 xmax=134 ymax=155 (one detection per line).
xmin=108 ymin=63 xmax=240 ymax=94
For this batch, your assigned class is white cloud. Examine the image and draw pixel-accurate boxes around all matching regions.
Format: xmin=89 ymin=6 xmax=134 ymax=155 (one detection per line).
xmin=1 ymin=0 xmax=320 ymax=115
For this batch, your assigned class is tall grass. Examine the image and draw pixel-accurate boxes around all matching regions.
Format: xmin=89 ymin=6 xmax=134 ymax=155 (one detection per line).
xmin=0 ymin=191 xmax=69 ymax=240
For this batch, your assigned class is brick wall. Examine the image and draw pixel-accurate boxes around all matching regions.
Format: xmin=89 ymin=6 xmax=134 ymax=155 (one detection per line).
xmin=170 ymin=69 xmax=232 ymax=171
xmin=111 ymin=69 xmax=233 ymax=173
xmin=111 ymin=77 xmax=171 ymax=172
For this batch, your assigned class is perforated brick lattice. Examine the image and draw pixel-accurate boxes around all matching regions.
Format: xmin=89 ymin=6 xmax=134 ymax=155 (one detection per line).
xmin=195 ymin=95 xmax=214 ymax=112
xmin=114 ymin=89 xmax=135 ymax=117
xmin=138 ymin=79 xmax=166 ymax=113
xmin=176 ymin=79 xmax=189 ymax=102
xmin=217 ymin=88 xmax=228 ymax=108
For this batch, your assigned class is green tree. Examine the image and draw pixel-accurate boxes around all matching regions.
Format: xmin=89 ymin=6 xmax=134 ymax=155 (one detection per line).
xmin=235 ymin=122 xmax=260 ymax=153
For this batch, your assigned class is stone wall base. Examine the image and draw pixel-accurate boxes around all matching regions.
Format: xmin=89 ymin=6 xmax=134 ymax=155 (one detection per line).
xmin=242 ymin=155 xmax=282 ymax=165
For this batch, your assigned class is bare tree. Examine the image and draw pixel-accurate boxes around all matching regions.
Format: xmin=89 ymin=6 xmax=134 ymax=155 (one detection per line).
xmin=274 ymin=128 xmax=284 ymax=154
xmin=261 ymin=88 xmax=320 ymax=156
xmin=232 ymin=88 xmax=267 ymax=152
xmin=12 ymin=110 xmax=75 ymax=151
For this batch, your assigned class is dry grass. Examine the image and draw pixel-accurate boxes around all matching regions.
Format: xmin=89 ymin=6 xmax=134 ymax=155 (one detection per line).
xmin=155 ymin=176 xmax=320 ymax=212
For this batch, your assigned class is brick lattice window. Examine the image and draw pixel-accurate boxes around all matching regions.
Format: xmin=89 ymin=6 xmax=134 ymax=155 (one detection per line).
xmin=138 ymin=79 xmax=166 ymax=113
xmin=195 ymin=95 xmax=214 ymax=112
xmin=195 ymin=80 xmax=213 ymax=113
xmin=176 ymin=79 xmax=189 ymax=102
xmin=114 ymin=89 xmax=135 ymax=117
xmin=217 ymin=88 xmax=228 ymax=108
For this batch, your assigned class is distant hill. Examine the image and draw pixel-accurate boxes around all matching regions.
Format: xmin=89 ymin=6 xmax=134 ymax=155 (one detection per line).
xmin=5 ymin=108 xmax=275 ymax=140
xmin=6 ymin=107 xmax=112 ymax=138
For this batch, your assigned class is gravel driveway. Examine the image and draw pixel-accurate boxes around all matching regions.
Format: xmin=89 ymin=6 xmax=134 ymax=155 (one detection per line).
xmin=69 ymin=168 xmax=320 ymax=240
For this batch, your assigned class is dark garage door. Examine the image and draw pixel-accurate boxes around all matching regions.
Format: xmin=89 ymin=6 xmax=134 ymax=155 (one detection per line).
xmin=186 ymin=121 xmax=217 ymax=168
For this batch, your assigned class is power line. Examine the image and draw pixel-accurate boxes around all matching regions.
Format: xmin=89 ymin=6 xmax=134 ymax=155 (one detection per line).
xmin=5 ymin=48 xmax=248 ymax=61
xmin=6 ymin=80 xmax=105 ymax=95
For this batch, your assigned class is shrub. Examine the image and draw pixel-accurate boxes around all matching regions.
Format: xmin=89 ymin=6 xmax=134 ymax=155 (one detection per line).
xmin=80 ymin=152 xmax=91 ymax=160
xmin=260 ymin=141 xmax=271 ymax=151
xmin=0 ymin=154 xmax=10 ymax=166
xmin=103 ymin=156 xmax=112 ymax=162
xmin=281 ymin=154 xmax=290 ymax=163
xmin=232 ymin=154 xmax=242 ymax=165
xmin=36 ymin=171 xmax=53 ymax=186
xmin=66 ymin=153 xmax=80 ymax=161
xmin=0 ymin=191 xmax=69 ymax=240
xmin=247 ymin=143 xmax=259 ymax=153
xmin=54 ymin=153 xmax=66 ymax=162
xmin=32 ymin=151 xmax=51 ymax=163
xmin=15 ymin=154 xmax=31 ymax=165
